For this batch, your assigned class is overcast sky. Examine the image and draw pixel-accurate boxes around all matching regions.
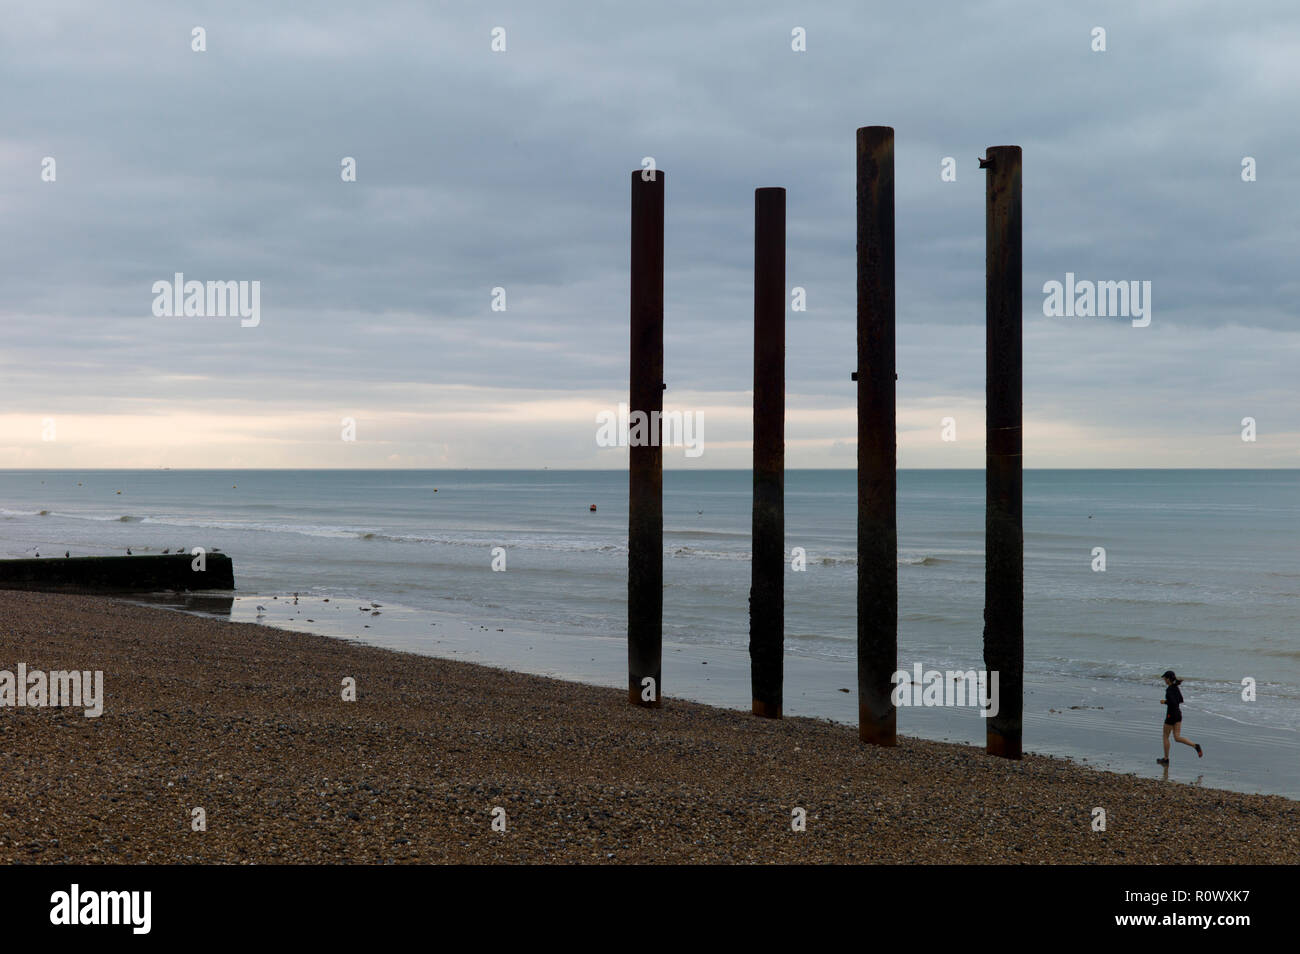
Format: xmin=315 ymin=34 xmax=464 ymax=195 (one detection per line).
xmin=1 ymin=0 xmax=1297 ymax=468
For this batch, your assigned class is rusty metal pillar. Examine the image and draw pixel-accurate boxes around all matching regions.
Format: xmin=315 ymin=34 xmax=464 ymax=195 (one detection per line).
xmin=980 ymin=146 xmax=1023 ymax=758
xmin=628 ymin=169 xmax=664 ymax=707
xmin=856 ymin=126 xmax=897 ymax=746
xmin=750 ymin=187 xmax=786 ymax=718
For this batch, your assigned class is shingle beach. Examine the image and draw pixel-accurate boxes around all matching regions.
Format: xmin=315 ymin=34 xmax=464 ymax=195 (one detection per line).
xmin=1 ymin=590 xmax=1295 ymax=864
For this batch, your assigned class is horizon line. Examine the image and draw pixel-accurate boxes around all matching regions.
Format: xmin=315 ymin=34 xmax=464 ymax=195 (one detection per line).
xmin=1 ymin=466 xmax=1297 ymax=473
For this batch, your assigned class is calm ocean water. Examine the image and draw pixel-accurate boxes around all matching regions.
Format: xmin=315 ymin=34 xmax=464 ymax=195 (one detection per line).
xmin=2 ymin=469 xmax=1298 ymax=793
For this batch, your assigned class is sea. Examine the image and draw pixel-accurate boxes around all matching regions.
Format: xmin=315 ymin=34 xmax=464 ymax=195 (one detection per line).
xmin=2 ymin=468 xmax=1297 ymax=799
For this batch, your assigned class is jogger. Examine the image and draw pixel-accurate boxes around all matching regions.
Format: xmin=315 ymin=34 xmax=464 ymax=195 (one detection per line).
xmin=1157 ymin=669 xmax=1203 ymax=765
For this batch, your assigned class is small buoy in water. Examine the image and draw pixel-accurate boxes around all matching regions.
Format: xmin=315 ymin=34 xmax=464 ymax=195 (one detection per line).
xmin=589 ymin=504 xmax=597 ymax=512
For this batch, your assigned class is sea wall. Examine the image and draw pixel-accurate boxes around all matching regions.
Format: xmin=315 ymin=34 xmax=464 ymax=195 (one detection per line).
xmin=0 ymin=553 xmax=234 ymax=592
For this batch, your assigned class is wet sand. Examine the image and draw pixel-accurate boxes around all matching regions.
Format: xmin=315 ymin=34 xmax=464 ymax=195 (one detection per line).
xmin=0 ymin=589 xmax=1296 ymax=864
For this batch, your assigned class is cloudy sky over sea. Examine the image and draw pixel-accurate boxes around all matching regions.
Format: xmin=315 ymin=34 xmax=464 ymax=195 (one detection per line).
xmin=2 ymin=0 xmax=1297 ymax=468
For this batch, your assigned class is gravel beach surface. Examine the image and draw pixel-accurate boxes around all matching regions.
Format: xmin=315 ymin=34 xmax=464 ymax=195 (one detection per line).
xmin=0 ymin=590 xmax=1295 ymax=864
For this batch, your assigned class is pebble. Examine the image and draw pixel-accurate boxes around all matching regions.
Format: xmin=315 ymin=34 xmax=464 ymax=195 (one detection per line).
xmin=0 ymin=589 xmax=1295 ymax=865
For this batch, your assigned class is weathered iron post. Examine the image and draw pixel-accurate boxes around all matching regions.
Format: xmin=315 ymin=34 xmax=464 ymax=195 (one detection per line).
xmin=628 ymin=169 xmax=664 ymax=707
xmin=856 ymin=126 xmax=898 ymax=745
xmin=980 ymin=146 xmax=1023 ymax=758
xmin=750 ymin=187 xmax=786 ymax=718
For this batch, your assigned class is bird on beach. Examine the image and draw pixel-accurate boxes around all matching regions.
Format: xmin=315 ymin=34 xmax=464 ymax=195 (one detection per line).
xmin=34 ymin=551 xmax=39 ymax=558
xmin=162 ymin=548 xmax=170 ymax=554
xmin=126 ymin=548 xmax=132 ymax=555
xmin=64 ymin=551 xmax=69 ymax=558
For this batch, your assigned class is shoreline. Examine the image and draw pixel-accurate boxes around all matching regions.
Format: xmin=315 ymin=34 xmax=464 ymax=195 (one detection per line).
xmin=1 ymin=589 xmax=1296 ymax=864
xmin=140 ymin=590 xmax=1300 ymax=801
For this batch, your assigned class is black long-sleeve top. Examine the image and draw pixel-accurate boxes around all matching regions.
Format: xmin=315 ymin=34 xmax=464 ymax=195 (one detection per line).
xmin=1165 ymin=683 xmax=1183 ymax=720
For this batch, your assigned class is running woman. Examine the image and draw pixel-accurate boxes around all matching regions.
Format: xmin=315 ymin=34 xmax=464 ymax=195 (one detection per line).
xmin=1157 ymin=670 xmax=1203 ymax=765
